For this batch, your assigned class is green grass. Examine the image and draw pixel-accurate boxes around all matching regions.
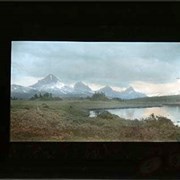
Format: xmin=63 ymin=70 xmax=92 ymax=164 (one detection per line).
xmin=10 ymin=99 xmax=180 ymax=141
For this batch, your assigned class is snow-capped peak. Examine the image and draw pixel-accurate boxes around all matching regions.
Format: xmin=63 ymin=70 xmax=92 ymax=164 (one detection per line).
xmin=41 ymin=74 xmax=61 ymax=83
xmin=11 ymin=74 xmax=148 ymax=99
xmin=103 ymin=85 xmax=113 ymax=90
xmin=125 ymin=86 xmax=135 ymax=92
xmin=98 ymin=85 xmax=120 ymax=98
xmin=74 ymin=81 xmax=92 ymax=92
xmin=120 ymin=86 xmax=147 ymax=99
xmin=49 ymin=74 xmax=53 ymax=80
xmin=30 ymin=74 xmax=65 ymax=89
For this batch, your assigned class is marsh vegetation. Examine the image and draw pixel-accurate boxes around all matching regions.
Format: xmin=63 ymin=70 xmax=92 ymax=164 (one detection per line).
xmin=10 ymin=95 xmax=180 ymax=141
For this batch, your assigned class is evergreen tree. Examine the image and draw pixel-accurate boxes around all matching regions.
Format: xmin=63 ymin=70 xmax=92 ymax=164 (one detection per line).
xmin=91 ymin=92 xmax=109 ymax=100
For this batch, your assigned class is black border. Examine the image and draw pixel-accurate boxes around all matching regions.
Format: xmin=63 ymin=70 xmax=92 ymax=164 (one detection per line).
xmin=1 ymin=2 xmax=180 ymax=179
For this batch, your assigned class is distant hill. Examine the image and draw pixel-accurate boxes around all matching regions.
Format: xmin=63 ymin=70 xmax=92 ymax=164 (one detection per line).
xmin=97 ymin=85 xmax=121 ymax=98
xmin=30 ymin=74 xmax=73 ymax=96
xmin=11 ymin=84 xmax=39 ymax=99
xmin=98 ymin=86 xmax=146 ymax=99
xmin=11 ymin=74 xmax=148 ymax=99
xmin=73 ymin=81 xmax=93 ymax=96
xmin=11 ymin=74 xmax=93 ymax=99
xmin=118 ymin=86 xmax=147 ymax=99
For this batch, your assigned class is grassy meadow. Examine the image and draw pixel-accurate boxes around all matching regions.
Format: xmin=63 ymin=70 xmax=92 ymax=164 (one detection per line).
xmin=10 ymin=96 xmax=180 ymax=141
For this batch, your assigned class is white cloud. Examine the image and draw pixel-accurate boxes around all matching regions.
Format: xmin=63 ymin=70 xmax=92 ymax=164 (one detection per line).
xmin=131 ymin=80 xmax=180 ymax=96
xmin=11 ymin=76 xmax=42 ymax=87
xmin=87 ymin=83 xmax=104 ymax=91
xmin=111 ymin=86 xmax=126 ymax=92
xmin=11 ymin=41 xmax=180 ymax=96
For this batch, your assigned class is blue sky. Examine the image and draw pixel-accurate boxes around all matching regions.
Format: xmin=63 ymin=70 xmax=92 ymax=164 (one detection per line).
xmin=11 ymin=41 xmax=180 ymax=96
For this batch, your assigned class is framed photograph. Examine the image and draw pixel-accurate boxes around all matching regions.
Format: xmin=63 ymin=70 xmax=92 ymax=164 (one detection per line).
xmin=11 ymin=41 xmax=180 ymax=142
xmin=1 ymin=1 xmax=180 ymax=179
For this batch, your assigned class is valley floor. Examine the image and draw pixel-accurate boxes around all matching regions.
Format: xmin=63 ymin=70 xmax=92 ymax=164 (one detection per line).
xmin=10 ymin=99 xmax=180 ymax=141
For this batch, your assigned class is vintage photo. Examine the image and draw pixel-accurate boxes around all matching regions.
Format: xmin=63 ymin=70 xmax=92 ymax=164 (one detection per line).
xmin=11 ymin=41 xmax=180 ymax=141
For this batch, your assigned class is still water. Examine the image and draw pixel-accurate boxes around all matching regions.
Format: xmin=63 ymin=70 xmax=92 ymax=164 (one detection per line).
xmin=89 ymin=106 xmax=180 ymax=126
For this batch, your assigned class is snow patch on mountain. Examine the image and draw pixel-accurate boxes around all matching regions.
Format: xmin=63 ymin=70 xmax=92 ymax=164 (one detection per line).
xmin=11 ymin=74 xmax=148 ymax=99
xmin=74 ymin=81 xmax=92 ymax=92
xmin=119 ymin=86 xmax=147 ymax=99
xmin=98 ymin=86 xmax=147 ymax=99
xmin=30 ymin=74 xmax=65 ymax=90
xmin=97 ymin=85 xmax=120 ymax=98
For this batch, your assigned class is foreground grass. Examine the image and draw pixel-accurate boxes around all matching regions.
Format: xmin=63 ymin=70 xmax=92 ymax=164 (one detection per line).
xmin=10 ymin=99 xmax=180 ymax=141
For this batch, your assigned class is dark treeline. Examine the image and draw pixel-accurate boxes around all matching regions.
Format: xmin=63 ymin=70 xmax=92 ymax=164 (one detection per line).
xmin=30 ymin=92 xmax=62 ymax=101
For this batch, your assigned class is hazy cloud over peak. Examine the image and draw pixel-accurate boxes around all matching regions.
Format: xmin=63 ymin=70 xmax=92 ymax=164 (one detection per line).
xmin=11 ymin=41 xmax=180 ymax=95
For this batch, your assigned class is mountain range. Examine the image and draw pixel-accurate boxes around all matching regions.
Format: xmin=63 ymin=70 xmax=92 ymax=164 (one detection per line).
xmin=97 ymin=85 xmax=146 ymax=99
xmin=11 ymin=74 xmax=147 ymax=99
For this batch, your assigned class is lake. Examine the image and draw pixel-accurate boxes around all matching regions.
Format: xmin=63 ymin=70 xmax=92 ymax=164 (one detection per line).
xmin=89 ymin=105 xmax=180 ymax=126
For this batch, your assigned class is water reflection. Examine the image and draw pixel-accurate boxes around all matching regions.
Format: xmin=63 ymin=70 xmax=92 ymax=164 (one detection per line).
xmin=89 ymin=106 xmax=180 ymax=126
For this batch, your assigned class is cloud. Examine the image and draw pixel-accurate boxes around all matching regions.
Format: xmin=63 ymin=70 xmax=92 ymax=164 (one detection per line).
xmin=131 ymin=80 xmax=180 ymax=96
xmin=11 ymin=75 xmax=42 ymax=86
xmin=11 ymin=41 xmax=180 ymax=95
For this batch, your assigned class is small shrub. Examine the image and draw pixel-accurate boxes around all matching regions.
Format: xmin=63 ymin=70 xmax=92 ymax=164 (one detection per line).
xmin=41 ymin=103 xmax=49 ymax=108
xmin=145 ymin=115 xmax=174 ymax=127
xmin=24 ymin=106 xmax=30 ymax=110
xmin=156 ymin=116 xmax=174 ymax=126
xmin=129 ymin=119 xmax=141 ymax=126
xmin=97 ymin=111 xmax=118 ymax=119
xmin=52 ymin=97 xmax=63 ymax=101
xmin=91 ymin=92 xmax=109 ymax=101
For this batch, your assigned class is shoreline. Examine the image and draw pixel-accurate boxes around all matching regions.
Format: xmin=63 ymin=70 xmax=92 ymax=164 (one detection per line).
xmin=88 ymin=103 xmax=180 ymax=111
xmin=88 ymin=105 xmax=163 ymax=111
xmin=163 ymin=103 xmax=180 ymax=106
